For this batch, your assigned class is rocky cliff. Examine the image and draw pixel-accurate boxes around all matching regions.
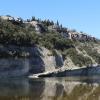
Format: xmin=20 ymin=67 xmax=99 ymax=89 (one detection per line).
xmin=0 ymin=45 xmax=64 ymax=77
xmin=0 ymin=43 xmax=99 ymax=77
xmin=0 ymin=15 xmax=99 ymax=77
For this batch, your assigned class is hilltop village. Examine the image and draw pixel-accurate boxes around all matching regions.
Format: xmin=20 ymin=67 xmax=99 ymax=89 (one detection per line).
xmin=0 ymin=15 xmax=97 ymax=42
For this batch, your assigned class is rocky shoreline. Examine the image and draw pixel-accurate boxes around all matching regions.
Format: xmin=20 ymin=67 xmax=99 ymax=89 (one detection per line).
xmin=29 ymin=65 xmax=100 ymax=78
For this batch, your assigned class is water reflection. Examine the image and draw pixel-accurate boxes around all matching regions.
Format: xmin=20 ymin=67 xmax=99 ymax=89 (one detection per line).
xmin=0 ymin=77 xmax=100 ymax=100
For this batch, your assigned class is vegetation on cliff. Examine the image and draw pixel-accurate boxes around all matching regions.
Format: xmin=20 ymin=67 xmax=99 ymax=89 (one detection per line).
xmin=0 ymin=15 xmax=100 ymax=67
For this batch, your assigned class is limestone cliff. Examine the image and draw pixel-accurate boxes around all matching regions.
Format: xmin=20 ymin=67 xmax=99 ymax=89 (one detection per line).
xmin=0 ymin=43 xmax=99 ymax=77
xmin=0 ymin=15 xmax=100 ymax=77
xmin=0 ymin=45 xmax=64 ymax=77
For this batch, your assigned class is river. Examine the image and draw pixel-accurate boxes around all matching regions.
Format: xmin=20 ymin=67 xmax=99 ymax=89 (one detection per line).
xmin=0 ymin=76 xmax=100 ymax=100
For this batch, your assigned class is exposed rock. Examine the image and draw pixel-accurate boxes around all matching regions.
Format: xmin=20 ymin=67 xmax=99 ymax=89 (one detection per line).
xmin=0 ymin=45 xmax=64 ymax=77
xmin=24 ymin=21 xmax=46 ymax=33
xmin=0 ymin=43 xmax=99 ymax=78
xmin=0 ymin=15 xmax=99 ymax=77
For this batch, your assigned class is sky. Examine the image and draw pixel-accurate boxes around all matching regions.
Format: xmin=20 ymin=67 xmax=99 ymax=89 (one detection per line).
xmin=0 ymin=0 xmax=100 ymax=38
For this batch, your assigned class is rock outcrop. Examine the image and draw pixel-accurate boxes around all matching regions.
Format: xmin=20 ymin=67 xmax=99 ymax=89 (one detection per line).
xmin=0 ymin=15 xmax=99 ymax=77
xmin=0 ymin=44 xmax=99 ymax=77
xmin=0 ymin=45 xmax=65 ymax=77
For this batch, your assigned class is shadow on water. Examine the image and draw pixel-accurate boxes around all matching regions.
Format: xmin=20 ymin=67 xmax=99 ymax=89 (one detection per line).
xmin=0 ymin=76 xmax=100 ymax=100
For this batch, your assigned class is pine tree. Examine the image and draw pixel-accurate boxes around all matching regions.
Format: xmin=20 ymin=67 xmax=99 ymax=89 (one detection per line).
xmin=51 ymin=21 xmax=54 ymax=25
xmin=31 ymin=16 xmax=36 ymax=21
xmin=57 ymin=20 xmax=59 ymax=26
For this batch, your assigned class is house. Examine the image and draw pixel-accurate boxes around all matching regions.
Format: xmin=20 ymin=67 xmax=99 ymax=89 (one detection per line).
xmin=14 ymin=17 xmax=23 ymax=22
xmin=0 ymin=15 xmax=23 ymax=25
xmin=0 ymin=15 xmax=14 ymax=21
xmin=12 ymin=17 xmax=23 ymax=24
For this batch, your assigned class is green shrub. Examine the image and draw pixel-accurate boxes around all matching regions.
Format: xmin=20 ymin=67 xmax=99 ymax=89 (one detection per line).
xmin=82 ymin=45 xmax=100 ymax=64
xmin=62 ymin=48 xmax=92 ymax=67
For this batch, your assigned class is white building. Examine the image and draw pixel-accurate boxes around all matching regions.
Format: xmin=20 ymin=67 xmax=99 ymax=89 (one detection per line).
xmin=0 ymin=15 xmax=14 ymax=21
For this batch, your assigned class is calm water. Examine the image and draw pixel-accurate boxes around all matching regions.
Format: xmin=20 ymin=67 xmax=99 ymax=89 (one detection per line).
xmin=0 ymin=77 xmax=100 ymax=100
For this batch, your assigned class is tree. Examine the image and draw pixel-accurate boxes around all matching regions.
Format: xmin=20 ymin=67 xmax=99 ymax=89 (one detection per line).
xmin=57 ymin=20 xmax=59 ymax=26
xmin=27 ymin=19 xmax=31 ymax=22
xmin=31 ymin=16 xmax=36 ymax=21
xmin=51 ymin=21 xmax=54 ymax=25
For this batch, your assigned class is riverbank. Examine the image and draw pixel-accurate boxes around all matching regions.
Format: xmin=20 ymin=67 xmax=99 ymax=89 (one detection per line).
xmin=29 ymin=65 xmax=100 ymax=78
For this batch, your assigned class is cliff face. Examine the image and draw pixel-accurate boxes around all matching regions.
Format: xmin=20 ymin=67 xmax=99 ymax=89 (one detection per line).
xmin=0 ymin=45 xmax=65 ymax=77
xmin=0 ymin=15 xmax=100 ymax=77
xmin=0 ymin=43 xmax=100 ymax=77
xmin=0 ymin=42 xmax=100 ymax=77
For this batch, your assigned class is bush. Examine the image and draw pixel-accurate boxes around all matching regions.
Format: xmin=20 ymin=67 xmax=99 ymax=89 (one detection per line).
xmin=83 ymin=46 xmax=100 ymax=64
xmin=62 ymin=48 xmax=92 ymax=67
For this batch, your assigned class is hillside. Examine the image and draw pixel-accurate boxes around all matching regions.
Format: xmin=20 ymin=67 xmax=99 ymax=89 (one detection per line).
xmin=0 ymin=15 xmax=100 ymax=77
